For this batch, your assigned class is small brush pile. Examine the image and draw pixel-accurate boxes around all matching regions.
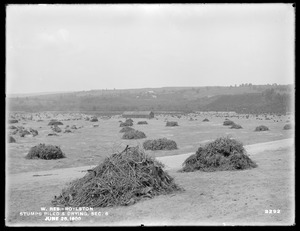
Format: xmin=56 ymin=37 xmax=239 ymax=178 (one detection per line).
xmin=90 ymin=116 xmax=98 ymax=122
xmin=143 ymin=138 xmax=178 ymax=150
xmin=283 ymin=124 xmax=292 ymax=130
xmin=223 ymin=120 xmax=235 ymax=126
xmin=254 ymin=125 xmax=269 ymax=131
xmin=8 ymin=136 xmax=16 ymax=143
xmin=26 ymin=143 xmax=66 ymax=160
xmin=119 ymin=126 xmax=135 ymax=133
xmin=181 ymin=137 xmax=257 ymax=172
xmin=166 ymin=121 xmax=178 ymax=127
xmin=120 ymin=120 xmax=133 ymax=127
xmin=52 ymin=146 xmax=182 ymax=207
xmin=230 ymin=123 xmax=243 ymax=129
xmin=48 ymin=120 xmax=63 ymax=126
xmin=137 ymin=121 xmax=148 ymax=125
xmin=122 ymin=130 xmax=146 ymax=139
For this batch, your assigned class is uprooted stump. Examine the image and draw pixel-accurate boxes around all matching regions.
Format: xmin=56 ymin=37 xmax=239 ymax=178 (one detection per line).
xmin=143 ymin=138 xmax=178 ymax=150
xmin=52 ymin=146 xmax=182 ymax=207
xmin=255 ymin=125 xmax=269 ymax=131
xmin=29 ymin=128 xmax=39 ymax=136
xmin=181 ymin=137 xmax=257 ymax=172
xmin=26 ymin=144 xmax=66 ymax=160
xmin=119 ymin=126 xmax=135 ymax=133
xmin=122 ymin=130 xmax=146 ymax=139
xmin=52 ymin=125 xmax=62 ymax=133
xmin=166 ymin=121 xmax=178 ymax=127
xmin=137 ymin=121 xmax=148 ymax=125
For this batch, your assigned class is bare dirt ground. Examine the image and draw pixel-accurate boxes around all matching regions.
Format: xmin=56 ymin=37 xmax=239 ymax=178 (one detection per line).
xmin=6 ymin=138 xmax=295 ymax=226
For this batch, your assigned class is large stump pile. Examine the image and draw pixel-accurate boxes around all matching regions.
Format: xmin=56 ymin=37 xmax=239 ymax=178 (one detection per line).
xmin=181 ymin=137 xmax=257 ymax=172
xmin=52 ymin=146 xmax=182 ymax=207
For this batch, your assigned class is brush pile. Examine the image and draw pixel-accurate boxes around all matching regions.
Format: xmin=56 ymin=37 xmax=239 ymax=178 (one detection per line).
xmin=90 ymin=116 xmax=98 ymax=122
xmin=8 ymin=119 xmax=18 ymax=124
xmin=48 ymin=120 xmax=63 ymax=126
xmin=26 ymin=143 xmax=66 ymax=160
xmin=143 ymin=138 xmax=178 ymax=150
xmin=283 ymin=124 xmax=292 ymax=130
xmin=181 ymin=137 xmax=257 ymax=172
xmin=223 ymin=120 xmax=235 ymax=126
xmin=166 ymin=121 xmax=178 ymax=127
xmin=230 ymin=123 xmax=243 ymax=129
xmin=122 ymin=130 xmax=146 ymax=139
xmin=8 ymin=136 xmax=16 ymax=143
xmin=137 ymin=121 xmax=148 ymax=125
xmin=119 ymin=126 xmax=135 ymax=133
xmin=52 ymin=146 xmax=182 ymax=207
xmin=255 ymin=125 xmax=269 ymax=131
xmin=120 ymin=120 xmax=133 ymax=127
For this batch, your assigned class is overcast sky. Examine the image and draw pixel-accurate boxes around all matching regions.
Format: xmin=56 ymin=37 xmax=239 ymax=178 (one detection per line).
xmin=6 ymin=4 xmax=295 ymax=94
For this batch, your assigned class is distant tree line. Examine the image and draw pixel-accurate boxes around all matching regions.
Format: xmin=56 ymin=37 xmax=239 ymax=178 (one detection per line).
xmin=7 ymin=86 xmax=293 ymax=114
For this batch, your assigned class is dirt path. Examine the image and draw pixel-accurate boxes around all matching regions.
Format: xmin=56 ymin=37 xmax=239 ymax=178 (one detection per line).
xmin=7 ymin=138 xmax=294 ymax=189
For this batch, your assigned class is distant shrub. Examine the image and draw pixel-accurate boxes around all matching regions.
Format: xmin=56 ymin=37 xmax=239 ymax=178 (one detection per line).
xmin=119 ymin=127 xmax=135 ymax=133
xmin=223 ymin=120 xmax=235 ymax=126
xmin=8 ymin=119 xmax=18 ymax=124
xmin=8 ymin=136 xmax=16 ymax=143
xmin=283 ymin=124 xmax=292 ymax=130
xmin=143 ymin=138 xmax=177 ymax=150
xmin=71 ymin=125 xmax=77 ymax=129
xmin=181 ymin=137 xmax=257 ymax=172
xmin=48 ymin=121 xmax=63 ymax=126
xmin=230 ymin=124 xmax=243 ymax=129
xmin=48 ymin=132 xmax=58 ymax=136
xmin=122 ymin=130 xmax=146 ymax=139
xmin=64 ymin=129 xmax=72 ymax=133
xmin=254 ymin=125 xmax=269 ymax=131
xmin=137 ymin=121 xmax=148 ymax=125
xmin=203 ymin=118 xmax=209 ymax=122
xmin=9 ymin=125 xmax=17 ymax=129
xmin=26 ymin=144 xmax=65 ymax=160
xmin=166 ymin=121 xmax=178 ymax=127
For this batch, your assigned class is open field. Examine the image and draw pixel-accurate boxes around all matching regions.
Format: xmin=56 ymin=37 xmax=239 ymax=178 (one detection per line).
xmin=5 ymin=112 xmax=295 ymax=226
xmin=6 ymin=113 xmax=293 ymax=174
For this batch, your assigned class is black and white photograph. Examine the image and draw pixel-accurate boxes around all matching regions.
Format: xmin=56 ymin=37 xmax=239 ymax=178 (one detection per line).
xmin=5 ymin=3 xmax=295 ymax=226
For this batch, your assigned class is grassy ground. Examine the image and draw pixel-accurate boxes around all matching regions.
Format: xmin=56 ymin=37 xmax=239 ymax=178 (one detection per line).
xmin=6 ymin=145 xmax=294 ymax=226
xmin=6 ymin=114 xmax=293 ymax=174
xmin=5 ymin=113 xmax=295 ymax=226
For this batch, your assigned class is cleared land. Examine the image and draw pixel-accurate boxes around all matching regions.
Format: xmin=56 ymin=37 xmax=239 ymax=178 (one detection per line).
xmin=5 ymin=113 xmax=295 ymax=226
